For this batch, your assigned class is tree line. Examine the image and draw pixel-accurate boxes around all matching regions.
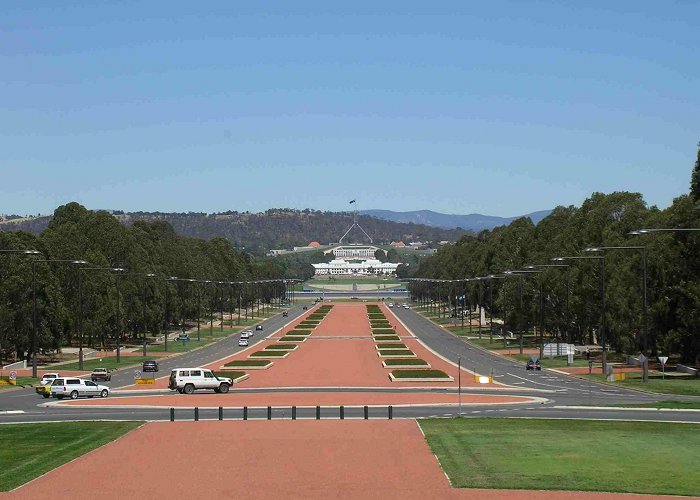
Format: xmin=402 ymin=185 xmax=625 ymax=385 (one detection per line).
xmin=411 ymin=146 xmax=700 ymax=363
xmin=0 ymin=203 xmax=285 ymax=363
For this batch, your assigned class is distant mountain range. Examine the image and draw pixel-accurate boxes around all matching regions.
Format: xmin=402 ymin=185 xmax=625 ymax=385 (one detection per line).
xmin=360 ymin=209 xmax=552 ymax=231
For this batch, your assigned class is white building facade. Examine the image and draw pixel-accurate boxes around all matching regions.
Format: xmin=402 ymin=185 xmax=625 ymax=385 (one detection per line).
xmin=312 ymin=258 xmax=400 ymax=276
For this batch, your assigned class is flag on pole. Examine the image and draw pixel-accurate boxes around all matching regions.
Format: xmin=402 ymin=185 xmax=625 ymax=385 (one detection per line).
xmin=349 ymin=199 xmax=356 ymax=204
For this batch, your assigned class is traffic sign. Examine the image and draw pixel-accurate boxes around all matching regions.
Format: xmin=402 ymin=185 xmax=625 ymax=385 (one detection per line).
xmin=134 ymin=370 xmax=142 ymax=379
xmin=658 ymin=356 xmax=668 ymax=365
xmin=9 ymin=371 xmax=16 ymax=381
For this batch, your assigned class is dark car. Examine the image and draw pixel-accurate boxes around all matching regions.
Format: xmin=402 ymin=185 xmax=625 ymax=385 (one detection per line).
xmin=526 ymin=359 xmax=542 ymax=371
xmin=142 ymin=360 xmax=159 ymax=373
xmin=255 ymin=325 xmax=263 ymax=331
xmin=302 ymin=306 xmax=308 ymax=310
xmin=282 ymin=311 xmax=288 ymax=317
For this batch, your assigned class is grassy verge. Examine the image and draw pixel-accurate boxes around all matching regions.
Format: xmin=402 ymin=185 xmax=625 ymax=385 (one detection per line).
xmin=213 ymin=370 xmax=246 ymax=379
xmin=376 ymin=343 xmax=406 ymax=349
xmin=52 ymin=357 xmax=150 ymax=371
xmin=603 ymin=401 xmax=700 ymax=410
xmin=419 ymin=418 xmax=700 ymax=496
xmin=250 ymin=350 xmax=288 ymax=357
xmin=223 ymin=360 xmax=271 ymax=368
xmin=0 ymin=421 xmax=142 ymax=491
xmin=374 ymin=335 xmax=401 ymax=341
xmin=264 ymin=344 xmax=296 ymax=350
xmin=0 ymin=377 xmax=40 ymax=389
xmin=391 ymin=369 xmax=450 ymax=378
xmin=383 ymin=358 xmax=429 ymax=366
xmin=581 ymin=372 xmax=700 ymax=396
xmin=378 ymin=349 xmax=415 ymax=356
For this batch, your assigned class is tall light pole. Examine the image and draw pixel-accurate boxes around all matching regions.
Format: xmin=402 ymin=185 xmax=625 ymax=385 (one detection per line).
xmin=586 ymin=246 xmax=647 ymax=354
xmin=18 ymin=254 xmax=85 ymax=378
xmin=78 ymin=266 xmax=125 ymax=370
xmin=524 ymin=264 xmax=570 ymax=358
xmin=553 ymin=256 xmax=607 ymax=372
xmin=504 ymin=270 xmax=542 ymax=355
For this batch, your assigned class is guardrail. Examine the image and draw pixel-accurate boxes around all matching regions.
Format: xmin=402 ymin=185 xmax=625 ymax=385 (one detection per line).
xmin=169 ymin=405 xmax=395 ymax=422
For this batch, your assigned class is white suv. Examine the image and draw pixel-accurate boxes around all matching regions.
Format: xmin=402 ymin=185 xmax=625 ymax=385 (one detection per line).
xmin=168 ymin=368 xmax=233 ymax=394
xmin=50 ymin=377 xmax=110 ymax=399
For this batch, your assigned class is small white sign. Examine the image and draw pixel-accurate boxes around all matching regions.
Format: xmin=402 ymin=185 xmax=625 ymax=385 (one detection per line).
xmin=134 ymin=370 xmax=142 ymax=379
xmin=658 ymin=356 xmax=668 ymax=366
xmin=9 ymin=371 xmax=16 ymax=380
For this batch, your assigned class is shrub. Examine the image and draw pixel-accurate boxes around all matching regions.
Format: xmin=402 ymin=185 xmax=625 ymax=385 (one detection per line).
xmin=391 ymin=369 xmax=451 ymax=379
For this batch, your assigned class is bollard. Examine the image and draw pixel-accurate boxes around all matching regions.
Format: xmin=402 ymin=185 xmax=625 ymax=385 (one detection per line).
xmin=316 ymin=405 xmax=321 ymax=420
xmin=388 ymin=405 xmax=393 ymax=419
xmin=243 ymin=406 xmax=248 ymax=420
xmin=267 ymin=406 xmax=272 ymax=420
xmin=364 ymin=405 xmax=369 ymax=420
xmin=218 ymin=407 xmax=223 ymax=421
xmin=340 ymin=405 xmax=345 ymax=420
xmin=170 ymin=408 xmax=175 ymax=422
xmin=194 ymin=407 xmax=199 ymax=421
xmin=292 ymin=406 xmax=297 ymax=420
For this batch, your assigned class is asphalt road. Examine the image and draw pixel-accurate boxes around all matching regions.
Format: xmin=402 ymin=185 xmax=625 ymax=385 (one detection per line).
xmin=1 ymin=302 xmax=699 ymax=424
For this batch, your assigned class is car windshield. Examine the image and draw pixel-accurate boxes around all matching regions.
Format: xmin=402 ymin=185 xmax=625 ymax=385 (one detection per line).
xmin=51 ymin=379 xmax=64 ymax=386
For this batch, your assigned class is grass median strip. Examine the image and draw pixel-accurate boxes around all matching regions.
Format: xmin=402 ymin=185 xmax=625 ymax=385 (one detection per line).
xmin=391 ymin=369 xmax=450 ymax=379
xmin=223 ymin=360 xmax=272 ymax=368
xmin=378 ymin=349 xmax=415 ymax=357
xmin=383 ymin=358 xmax=429 ymax=366
xmin=0 ymin=421 xmax=142 ymax=491
xmin=264 ymin=344 xmax=297 ymax=350
xmin=250 ymin=350 xmax=289 ymax=357
xmin=288 ymin=329 xmax=312 ymax=336
xmin=374 ymin=335 xmax=401 ymax=341
xmin=420 ymin=418 xmax=700 ymax=496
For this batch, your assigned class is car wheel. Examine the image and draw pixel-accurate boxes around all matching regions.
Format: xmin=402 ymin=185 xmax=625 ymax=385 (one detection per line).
xmin=100 ymin=389 xmax=109 ymax=398
xmin=88 ymin=395 xmax=94 ymax=398
xmin=183 ymin=384 xmax=195 ymax=395
xmin=70 ymin=391 xmax=79 ymax=400
xmin=219 ymin=383 xmax=230 ymax=394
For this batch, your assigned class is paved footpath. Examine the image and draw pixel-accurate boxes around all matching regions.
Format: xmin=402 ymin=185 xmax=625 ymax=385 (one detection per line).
xmin=4 ymin=420 xmax=691 ymax=500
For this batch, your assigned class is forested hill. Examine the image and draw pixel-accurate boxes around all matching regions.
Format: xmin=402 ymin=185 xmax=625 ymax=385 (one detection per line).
xmin=0 ymin=208 xmax=467 ymax=254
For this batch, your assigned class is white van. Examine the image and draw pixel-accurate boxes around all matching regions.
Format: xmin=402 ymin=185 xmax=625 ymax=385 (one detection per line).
xmin=168 ymin=368 xmax=232 ymax=394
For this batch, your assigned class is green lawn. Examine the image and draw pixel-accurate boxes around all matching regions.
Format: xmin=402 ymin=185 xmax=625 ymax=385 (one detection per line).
xmin=53 ymin=356 xmax=151 ymax=371
xmin=583 ymin=372 xmax=700 ymax=396
xmin=606 ymin=401 xmax=700 ymax=410
xmin=420 ymin=418 xmax=700 ymax=496
xmin=0 ymin=377 xmax=40 ymax=390
xmin=0 ymin=421 xmax=142 ymax=491
xmin=224 ymin=360 xmax=271 ymax=367
xmin=392 ymin=369 xmax=450 ymax=378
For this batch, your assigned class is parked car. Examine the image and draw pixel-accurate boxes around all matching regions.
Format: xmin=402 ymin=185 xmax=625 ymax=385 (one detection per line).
xmin=175 ymin=333 xmax=190 ymax=341
xmin=526 ymin=359 xmax=542 ymax=371
xmin=40 ymin=373 xmax=60 ymax=385
xmin=168 ymin=368 xmax=232 ymax=394
xmin=238 ymin=338 xmax=249 ymax=347
xmin=50 ymin=378 xmax=109 ymax=399
xmin=388 ymin=303 xmax=394 ymax=308
xmin=142 ymin=360 xmax=159 ymax=373
xmin=91 ymin=367 xmax=112 ymax=382
xmin=241 ymin=331 xmax=251 ymax=339
xmin=36 ymin=373 xmax=60 ymax=398
xmin=255 ymin=325 xmax=263 ymax=331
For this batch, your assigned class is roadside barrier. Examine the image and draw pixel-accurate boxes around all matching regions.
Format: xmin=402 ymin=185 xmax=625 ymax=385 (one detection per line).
xmin=167 ymin=405 xmax=398 ymax=421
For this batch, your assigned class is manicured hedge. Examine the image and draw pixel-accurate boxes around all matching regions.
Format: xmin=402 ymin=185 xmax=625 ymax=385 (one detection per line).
xmin=379 ymin=349 xmax=415 ymax=356
xmin=391 ymin=369 xmax=451 ymax=379
xmin=374 ymin=335 xmax=401 ymax=341
xmin=224 ymin=360 xmax=270 ymax=367
xmin=213 ymin=371 xmax=246 ymax=380
xmin=376 ymin=343 xmax=407 ymax=349
xmin=294 ymin=325 xmax=314 ymax=330
xmin=279 ymin=336 xmax=305 ymax=342
xmin=372 ymin=329 xmax=396 ymax=335
xmin=265 ymin=344 xmax=296 ymax=350
xmin=383 ymin=358 xmax=429 ymax=366
xmin=288 ymin=330 xmax=312 ymax=336
xmin=250 ymin=350 xmax=288 ymax=357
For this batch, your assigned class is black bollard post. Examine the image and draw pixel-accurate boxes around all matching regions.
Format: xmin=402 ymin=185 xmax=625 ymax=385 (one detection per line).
xmin=316 ymin=405 xmax=321 ymax=420
xmin=388 ymin=405 xmax=393 ymax=419
xmin=267 ymin=406 xmax=272 ymax=420
xmin=243 ymin=406 xmax=248 ymax=420
xmin=364 ymin=405 xmax=369 ymax=420
xmin=194 ymin=407 xmax=199 ymax=421
xmin=340 ymin=405 xmax=344 ymax=420
xmin=292 ymin=406 xmax=297 ymax=420
xmin=170 ymin=408 xmax=175 ymax=422
xmin=219 ymin=407 xmax=223 ymax=421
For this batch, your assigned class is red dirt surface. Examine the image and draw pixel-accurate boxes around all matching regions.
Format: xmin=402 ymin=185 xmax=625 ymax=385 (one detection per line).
xmin=58 ymin=391 xmax=537 ymax=408
xmin=4 ymin=420 xmax=683 ymax=500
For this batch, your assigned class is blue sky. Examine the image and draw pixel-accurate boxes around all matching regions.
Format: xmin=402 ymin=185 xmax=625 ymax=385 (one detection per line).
xmin=1 ymin=1 xmax=698 ymax=217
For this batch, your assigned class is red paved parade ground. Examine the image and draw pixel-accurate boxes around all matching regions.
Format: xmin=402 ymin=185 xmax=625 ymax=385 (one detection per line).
xmin=4 ymin=421 xmax=684 ymax=500
xmin=117 ymin=302 xmax=490 ymax=394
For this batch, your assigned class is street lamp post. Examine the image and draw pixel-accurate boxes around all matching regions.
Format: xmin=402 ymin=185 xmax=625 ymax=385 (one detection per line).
xmin=553 ymin=256 xmax=607 ymax=372
xmin=524 ymin=264 xmax=570 ymax=358
xmin=504 ymin=270 xmax=543 ymax=355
